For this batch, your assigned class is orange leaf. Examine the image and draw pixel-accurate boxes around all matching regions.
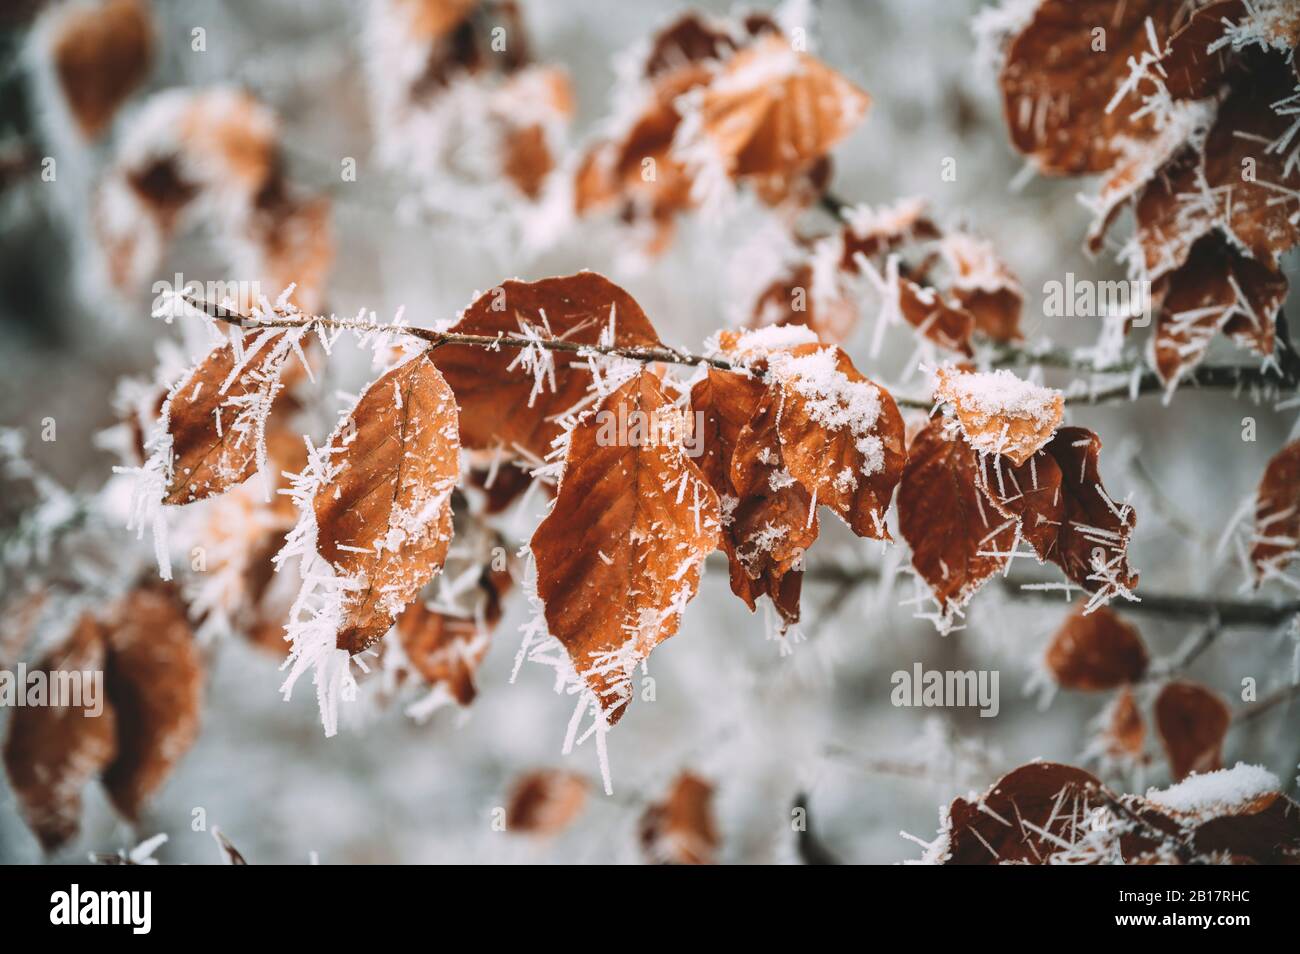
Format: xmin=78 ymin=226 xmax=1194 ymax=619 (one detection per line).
xmin=935 ymin=366 xmax=1063 ymax=467
xmin=431 ymin=273 xmax=662 ymax=459
xmin=1154 ymin=681 xmax=1230 ymax=781
xmin=897 ymin=417 xmax=1016 ymax=624
xmin=999 ymin=0 xmax=1174 ymax=175
xmin=685 ymin=36 xmax=870 ymax=202
xmin=1045 ymin=602 xmax=1148 ymax=690
xmin=101 ymin=584 xmax=203 ymax=820
xmin=983 ymin=426 xmax=1138 ymax=600
xmin=313 ymin=352 xmax=460 ymax=654
xmin=1251 ymin=439 xmax=1300 ymax=584
xmin=764 ymin=343 xmax=906 ymax=539
xmin=161 ymin=332 xmax=299 ymax=506
xmin=531 ymin=371 xmax=720 ymax=725
xmin=640 ymin=772 xmax=720 ymax=865
xmin=898 ymin=279 xmax=974 ymax=355
xmin=506 ymin=770 xmax=588 ymax=834
xmin=50 ymin=0 xmax=153 ymax=139
xmin=2 ymin=615 xmax=117 ymax=851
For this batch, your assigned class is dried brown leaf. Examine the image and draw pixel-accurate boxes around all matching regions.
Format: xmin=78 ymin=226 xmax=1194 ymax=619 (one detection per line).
xmin=314 ymin=352 xmax=460 ymax=654
xmin=506 ymin=770 xmax=588 ymax=834
xmin=1154 ymin=681 xmax=1230 ymax=781
xmin=1046 ymin=602 xmax=1149 ymax=690
xmin=431 ymin=273 xmax=662 ymax=459
xmin=531 ymin=371 xmax=720 ymax=724
xmin=101 ymin=584 xmax=202 ymax=820
xmin=639 ymin=772 xmax=720 ymax=865
xmin=1251 ymin=438 xmax=1300 ymax=584
xmin=2 ymin=615 xmax=117 ymax=851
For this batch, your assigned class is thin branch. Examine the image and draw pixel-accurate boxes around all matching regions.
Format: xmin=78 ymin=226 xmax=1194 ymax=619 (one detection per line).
xmin=1233 ymin=681 xmax=1300 ymax=726
xmin=802 ymin=561 xmax=1300 ymax=628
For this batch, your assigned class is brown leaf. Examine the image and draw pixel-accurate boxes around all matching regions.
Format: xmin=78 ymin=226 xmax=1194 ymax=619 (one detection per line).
xmin=938 ymin=232 xmax=1024 ymax=342
xmin=999 ymin=0 xmax=1175 ymax=175
xmin=1105 ymin=686 xmax=1147 ymax=759
xmin=1160 ymin=0 xmax=1244 ymax=100
xmin=101 ymin=584 xmax=202 ymax=820
xmin=2 ymin=615 xmax=117 ymax=851
xmin=1191 ymin=792 xmax=1300 ymax=864
xmin=897 ymin=417 xmax=1015 ymax=623
xmin=1154 ymin=681 xmax=1230 ymax=781
xmin=705 ymin=370 xmax=817 ymax=627
xmin=1153 ymin=233 xmax=1289 ymax=385
xmin=50 ymin=0 xmax=153 ymax=139
xmin=898 ymin=279 xmax=974 ymax=354
xmin=983 ymin=426 xmax=1138 ymax=599
xmin=940 ymin=762 xmax=1105 ymax=864
xmin=161 ymin=332 xmax=297 ymax=506
xmin=749 ymin=262 xmax=859 ymax=344
xmin=430 ymin=273 xmax=662 ymax=459
xmin=1046 ymin=603 xmax=1148 ymax=690
xmin=838 ymin=196 xmax=941 ymax=269
xmin=687 ymin=36 xmax=870 ymax=203
xmin=394 ymin=562 xmax=511 ymax=706
xmin=531 ymin=372 xmax=719 ymax=724
xmin=314 ymin=352 xmax=460 ymax=654
xmin=765 ymin=344 xmax=906 ymax=539
xmin=1251 ymin=439 xmax=1300 ymax=584
xmin=640 ymin=772 xmax=720 ymax=865
xmin=506 ymin=770 xmax=588 ymax=834
xmin=935 ymin=366 xmax=1063 ymax=467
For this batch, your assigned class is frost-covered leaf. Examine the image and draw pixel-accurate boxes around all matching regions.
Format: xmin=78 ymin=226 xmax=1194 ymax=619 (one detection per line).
xmin=935 ymin=762 xmax=1106 ymax=864
xmin=101 ymin=583 xmax=202 ymax=821
xmin=1160 ymin=0 xmax=1244 ymax=100
xmin=160 ymin=331 xmax=299 ymax=506
xmin=639 ymin=772 xmax=719 ymax=865
xmin=49 ymin=0 xmax=154 ymax=139
xmin=506 ymin=770 xmax=588 ymax=834
xmin=1250 ymin=439 xmax=1300 ymax=584
xmin=982 ymin=426 xmax=1139 ymax=603
xmin=765 ymin=343 xmax=905 ymax=539
xmin=935 ymin=366 xmax=1063 ymax=467
xmin=677 ymin=35 xmax=869 ymax=205
xmin=897 ymin=417 xmax=1015 ymax=625
xmin=937 ymin=232 xmax=1024 ymax=342
xmin=431 ymin=272 xmax=662 ymax=459
xmin=2 ymin=615 xmax=117 ymax=851
xmin=531 ymin=371 xmax=720 ymax=725
xmin=707 ymin=370 xmax=817 ymax=628
xmin=999 ymin=0 xmax=1175 ymax=175
xmin=393 ymin=563 xmax=510 ymax=706
xmin=1154 ymin=681 xmax=1230 ymax=782
xmin=314 ymin=352 xmax=460 ymax=654
xmin=1152 ymin=233 xmax=1289 ymax=385
xmin=898 ymin=280 xmax=974 ymax=355
xmin=1045 ymin=603 xmax=1148 ymax=690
